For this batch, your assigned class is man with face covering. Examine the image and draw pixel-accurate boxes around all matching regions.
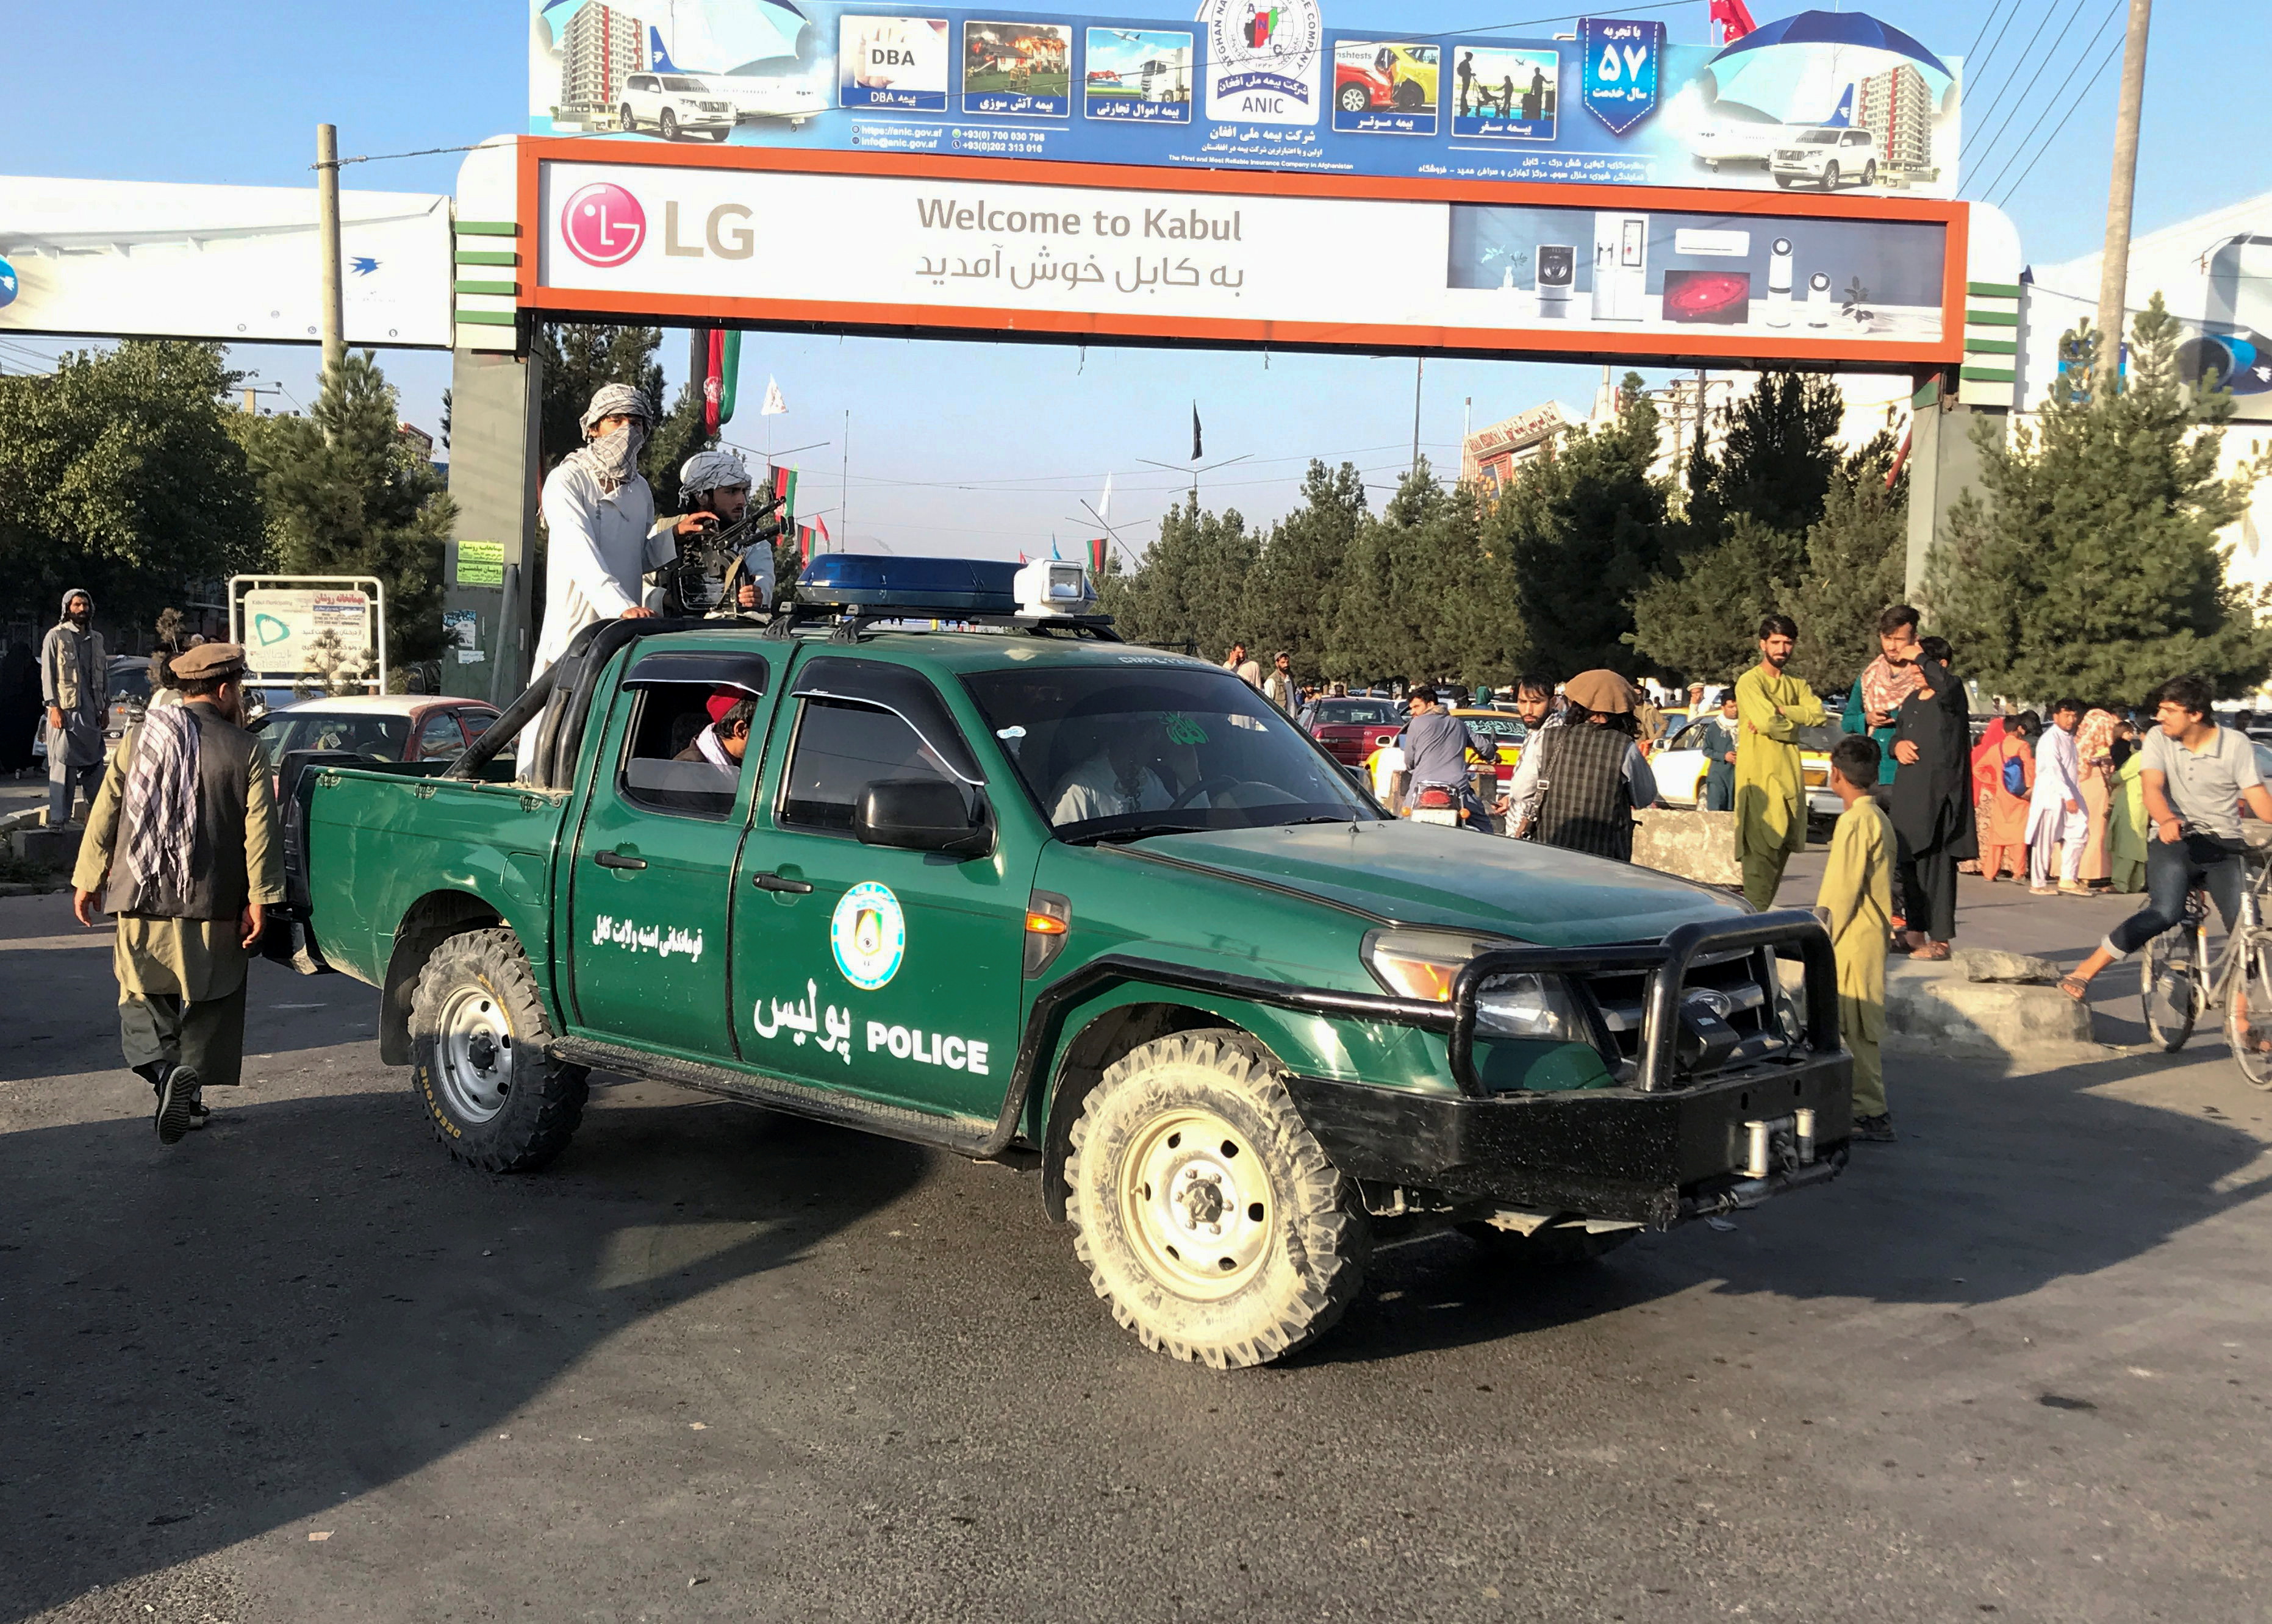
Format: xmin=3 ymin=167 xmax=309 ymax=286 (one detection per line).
xmin=41 ymin=588 xmax=108 ymax=825
xmin=70 ymin=643 xmax=282 ymax=1143
xmin=519 ymin=384 xmax=679 ymax=776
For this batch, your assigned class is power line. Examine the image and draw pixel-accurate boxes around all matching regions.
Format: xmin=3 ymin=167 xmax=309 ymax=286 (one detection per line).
xmin=1965 ymin=0 xmax=2071 ymax=144
xmin=1969 ymin=1 xmax=2124 ymax=199
xmin=1987 ymin=32 xmax=2127 ymax=210
xmin=1449 ymin=0 xmax=1687 ymax=33
xmin=1966 ymin=0 xmax=2113 ymax=184
xmin=1963 ymin=0 xmax=2018 ymax=64
xmin=1965 ymin=0 xmax=2040 ymax=98
xmin=307 ymin=141 xmax=490 ymax=171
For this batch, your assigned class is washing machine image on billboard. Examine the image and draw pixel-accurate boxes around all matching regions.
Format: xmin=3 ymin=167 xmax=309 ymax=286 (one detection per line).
xmin=1448 ymin=203 xmax=1946 ymax=343
xmin=840 ymin=16 xmax=950 ymax=113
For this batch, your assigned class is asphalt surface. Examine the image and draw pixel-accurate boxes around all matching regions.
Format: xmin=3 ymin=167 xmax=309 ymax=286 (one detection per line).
xmin=4 ymin=876 xmax=2270 ymax=1624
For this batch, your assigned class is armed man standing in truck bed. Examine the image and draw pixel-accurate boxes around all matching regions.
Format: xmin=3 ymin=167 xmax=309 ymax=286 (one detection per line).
xmin=70 ymin=642 xmax=282 ymax=1143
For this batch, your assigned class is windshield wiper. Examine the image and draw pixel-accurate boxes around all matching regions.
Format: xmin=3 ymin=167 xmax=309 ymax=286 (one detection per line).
xmin=1059 ymin=818 xmax=1209 ymax=846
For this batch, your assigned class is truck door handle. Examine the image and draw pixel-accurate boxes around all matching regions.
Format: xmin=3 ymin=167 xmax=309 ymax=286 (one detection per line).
xmin=592 ymin=851 xmax=647 ymax=870
xmin=751 ymin=871 xmax=812 ymax=894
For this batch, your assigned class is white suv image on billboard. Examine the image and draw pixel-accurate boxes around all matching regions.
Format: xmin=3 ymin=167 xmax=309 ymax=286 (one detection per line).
xmin=618 ymin=74 xmax=735 ymax=141
xmin=1771 ymin=127 xmax=1879 ymax=190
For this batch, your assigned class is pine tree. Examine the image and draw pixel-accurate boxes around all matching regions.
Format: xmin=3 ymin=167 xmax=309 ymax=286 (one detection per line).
xmin=1629 ymin=515 xmax=1803 ymax=685
xmin=1247 ymin=460 xmax=1365 ymax=676
xmin=1105 ymin=497 xmax=1257 ymax=658
xmin=536 ymin=323 xmax=664 ymax=472
xmin=1786 ymin=434 xmax=1909 ymax=693
xmin=1930 ymin=295 xmax=2270 ymax=701
xmin=1486 ymin=376 xmax=1673 ymax=679
xmin=1686 ymin=370 xmax=1846 ymax=546
xmin=241 ymin=351 xmax=454 ymax=665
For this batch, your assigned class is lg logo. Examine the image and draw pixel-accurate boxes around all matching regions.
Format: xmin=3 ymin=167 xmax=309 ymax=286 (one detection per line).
xmin=562 ymin=182 xmax=646 ymax=268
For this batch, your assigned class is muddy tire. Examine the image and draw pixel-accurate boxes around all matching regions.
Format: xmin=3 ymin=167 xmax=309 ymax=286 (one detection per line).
xmin=409 ymin=928 xmax=587 ymax=1173
xmin=1065 ymin=1029 xmax=1369 ymax=1368
xmin=1458 ymin=1220 xmax=1636 ymax=1267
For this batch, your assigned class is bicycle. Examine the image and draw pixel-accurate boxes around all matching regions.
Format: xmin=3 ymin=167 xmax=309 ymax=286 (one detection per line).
xmin=2138 ymin=825 xmax=2272 ymax=1088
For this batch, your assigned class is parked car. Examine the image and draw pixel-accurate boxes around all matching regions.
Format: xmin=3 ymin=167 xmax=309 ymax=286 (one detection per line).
xmin=1303 ymin=695 xmax=1403 ymax=767
xmin=1652 ymin=718 xmax=1844 ymax=828
xmin=618 ymin=73 xmax=735 ymax=142
xmin=1450 ymin=708 xmax=1525 ymax=792
xmin=1771 ymin=127 xmax=1879 ymax=190
xmin=249 ymin=695 xmax=501 ymax=789
xmin=1335 ymin=43 xmax=1438 ymax=115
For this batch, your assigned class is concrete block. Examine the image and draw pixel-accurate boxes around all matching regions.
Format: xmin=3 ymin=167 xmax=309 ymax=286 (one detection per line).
xmin=1885 ymin=954 xmax=2095 ymax=1065
xmin=1632 ymin=808 xmax=1741 ymax=887
xmin=7 ymin=825 xmax=77 ymax=871
xmin=1955 ymin=948 xmax=2060 ymax=984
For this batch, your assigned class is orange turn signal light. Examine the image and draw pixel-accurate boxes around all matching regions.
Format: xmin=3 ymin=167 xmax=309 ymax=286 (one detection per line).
xmin=1024 ymin=912 xmax=1068 ymax=936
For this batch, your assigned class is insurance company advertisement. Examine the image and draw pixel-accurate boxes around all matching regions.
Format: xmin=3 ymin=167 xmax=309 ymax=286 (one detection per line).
xmin=535 ymin=153 xmax=1954 ymax=362
xmin=528 ymin=2 xmax=1965 ymax=197
xmin=0 ymin=177 xmax=453 ymax=347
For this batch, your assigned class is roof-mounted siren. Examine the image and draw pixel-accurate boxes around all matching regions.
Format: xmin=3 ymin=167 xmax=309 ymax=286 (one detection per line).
xmin=797 ymin=554 xmax=1020 ymax=613
xmin=1012 ymin=558 xmax=1098 ymax=616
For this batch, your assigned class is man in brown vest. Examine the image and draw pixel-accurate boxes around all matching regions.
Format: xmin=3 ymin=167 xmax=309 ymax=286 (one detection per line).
xmin=71 ymin=643 xmax=282 ymax=1143
xmin=1505 ymin=668 xmax=1659 ymax=860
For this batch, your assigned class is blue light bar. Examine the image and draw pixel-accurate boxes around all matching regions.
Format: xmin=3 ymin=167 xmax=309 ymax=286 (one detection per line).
xmin=797 ymin=554 xmax=1021 ymax=614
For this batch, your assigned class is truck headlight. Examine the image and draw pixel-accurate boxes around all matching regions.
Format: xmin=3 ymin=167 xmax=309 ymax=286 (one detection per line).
xmin=1361 ymin=928 xmax=1586 ymax=1043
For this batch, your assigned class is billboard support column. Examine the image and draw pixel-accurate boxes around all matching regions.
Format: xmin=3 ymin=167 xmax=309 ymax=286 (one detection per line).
xmin=1903 ymin=371 xmax=2003 ymax=604
xmin=442 ymin=346 xmax=545 ymax=703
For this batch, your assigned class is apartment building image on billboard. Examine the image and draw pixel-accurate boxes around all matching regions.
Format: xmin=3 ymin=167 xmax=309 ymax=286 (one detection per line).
xmin=1856 ymin=63 xmax=1934 ymax=182
xmin=559 ymin=2 xmax=643 ymax=130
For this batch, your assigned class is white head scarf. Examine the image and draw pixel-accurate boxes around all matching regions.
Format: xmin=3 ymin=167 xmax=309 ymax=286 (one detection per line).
xmin=567 ymin=384 xmax=655 ymax=493
xmin=679 ymin=448 xmax=751 ymax=507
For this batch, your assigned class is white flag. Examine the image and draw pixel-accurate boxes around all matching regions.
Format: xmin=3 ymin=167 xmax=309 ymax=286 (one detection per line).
xmin=1097 ymin=471 xmax=1113 ymax=523
xmin=761 ymin=377 xmax=787 ymax=416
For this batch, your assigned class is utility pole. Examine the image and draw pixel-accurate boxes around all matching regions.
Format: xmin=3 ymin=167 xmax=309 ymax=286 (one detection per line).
xmin=1410 ymin=357 xmax=1425 ymax=475
xmin=840 ymin=409 xmax=850 ymax=551
xmin=2094 ymin=0 xmax=2153 ymax=390
xmin=316 ymin=124 xmax=345 ymax=381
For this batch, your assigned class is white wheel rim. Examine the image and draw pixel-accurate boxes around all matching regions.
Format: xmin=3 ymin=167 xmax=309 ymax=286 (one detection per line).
xmin=1119 ymin=1108 xmax=1272 ymax=1300
xmin=435 ymin=984 xmax=514 ymax=1123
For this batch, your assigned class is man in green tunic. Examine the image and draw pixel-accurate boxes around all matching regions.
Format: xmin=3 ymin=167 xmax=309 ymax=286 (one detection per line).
xmin=1734 ymin=613 xmax=1827 ymax=912
xmin=71 ymin=643 xmax=282 ymax=1143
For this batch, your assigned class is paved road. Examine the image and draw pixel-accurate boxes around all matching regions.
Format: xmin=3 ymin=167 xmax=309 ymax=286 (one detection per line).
xmin=4 ymin=883 xmax=2269 ymax=1624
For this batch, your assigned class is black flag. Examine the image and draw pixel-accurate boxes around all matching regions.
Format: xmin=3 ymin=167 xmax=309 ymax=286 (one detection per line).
xmin=1191 ymin=402 xmax=1203 ymax=461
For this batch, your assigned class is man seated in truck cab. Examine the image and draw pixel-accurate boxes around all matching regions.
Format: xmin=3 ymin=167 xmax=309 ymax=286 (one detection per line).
xmin=1050 ymin=711 xmax=1189 ymax=825
xmin=673 ymin=692 xmax=756 ymax=785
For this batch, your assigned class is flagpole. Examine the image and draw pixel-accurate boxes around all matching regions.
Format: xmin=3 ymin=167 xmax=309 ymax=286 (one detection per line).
xmin=840 ymin=409 xmax=850 ymax=554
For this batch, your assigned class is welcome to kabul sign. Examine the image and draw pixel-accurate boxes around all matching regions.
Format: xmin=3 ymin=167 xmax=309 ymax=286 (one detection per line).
xmin=1579 ymin=16 xmax=1662 ymax=136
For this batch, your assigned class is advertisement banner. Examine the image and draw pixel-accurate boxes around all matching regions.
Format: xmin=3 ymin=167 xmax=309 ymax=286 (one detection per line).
xmin=0 ymin=177 xmax=453 ymax=347
xmin=238 ymin=588 xmax=377 ymax=678
xmin=530 ymin=151 xmax=1956 ymax=362
xmin=528 ymin=2 xmax=1963 ymax=197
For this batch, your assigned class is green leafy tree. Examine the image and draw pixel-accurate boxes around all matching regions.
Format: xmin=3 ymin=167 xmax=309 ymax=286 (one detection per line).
xmin=1785 ymin=433 xmax=1909 ymax=693
xmin=1487 ymin=376 xmax=1674 ymax=678
xmin=536 ymin=322 xmax=665 ymax=474
xmin=1686 ymin=370 xmax=1847 ymax=545
xmin=1103 ymin=497 xmax=1258 ymax=658
xmin=1247 ymin=460 xmax=1366 ymax=676
xmin=1629 ymin=515 xmax=1804 ymax=685
xmin=240 ymin=350 xmax=454 ymax=665
xmin=1929 ymin=295 xmax=2271 ymax=701
xmin=0 ymin=340 xmax=264 ymax=632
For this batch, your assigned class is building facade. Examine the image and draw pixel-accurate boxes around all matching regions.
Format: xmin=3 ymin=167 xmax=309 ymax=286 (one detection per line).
xmin=559 ymin=3 xmax=643 ymax=129
xmin=1856 ymin=64 xmax=1933 ymax=179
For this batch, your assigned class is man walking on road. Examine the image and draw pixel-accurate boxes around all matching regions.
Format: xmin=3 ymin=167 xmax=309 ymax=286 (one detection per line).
xmin=70 ymin=643 xmax=281 ymax=1144
xmin=1735 ymin=613 xmax=1827 ymax=912
xmin=40 ymin=588 xmax=107 ymax=826
xmin=1263 ymin=651 xmax=1298 ymax=714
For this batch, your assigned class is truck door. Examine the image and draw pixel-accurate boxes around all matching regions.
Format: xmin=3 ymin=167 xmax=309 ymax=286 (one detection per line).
xmin=565 ymin=647 xmax=775 ymax=1060
xmin=730 ymin=654 xmax=1028 ymax=1120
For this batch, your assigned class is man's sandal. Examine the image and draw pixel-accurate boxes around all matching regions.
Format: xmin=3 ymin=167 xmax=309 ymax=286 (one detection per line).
xmin=2057 ymin=975 xmax=2090 ymax=1002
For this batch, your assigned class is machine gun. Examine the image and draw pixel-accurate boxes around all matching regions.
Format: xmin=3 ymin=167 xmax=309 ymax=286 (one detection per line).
xmin=654 ymin=489 xmax=789 ymax=615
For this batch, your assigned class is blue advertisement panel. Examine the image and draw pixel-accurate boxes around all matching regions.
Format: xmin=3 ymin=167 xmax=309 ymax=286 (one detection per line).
xmin=531 ymin=2 xmax=1963 ymax=198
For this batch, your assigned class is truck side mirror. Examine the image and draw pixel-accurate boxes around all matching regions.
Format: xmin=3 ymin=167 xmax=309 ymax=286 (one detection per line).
xmin=855 ymin=779 xmax=992 ymax=856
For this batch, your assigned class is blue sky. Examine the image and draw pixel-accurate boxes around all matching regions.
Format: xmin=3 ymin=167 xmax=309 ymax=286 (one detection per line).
xmin=6 ymin=0 xmax=2259 ymax=562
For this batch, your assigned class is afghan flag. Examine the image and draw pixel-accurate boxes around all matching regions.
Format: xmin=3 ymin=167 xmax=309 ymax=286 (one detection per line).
xmin=797 ymin=524 xmax=815 ymax=562
xmin=1088 ymin=537 xmax=1107 ymax=573
xmin=770 ymin=465 xmax=797 ymax=520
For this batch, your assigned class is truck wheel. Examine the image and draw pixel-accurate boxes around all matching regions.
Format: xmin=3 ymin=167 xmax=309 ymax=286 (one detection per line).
xmin=409 ymin=928 xmax=588 ymax=1173
xmin=1458 ymin=1220 xmax=1636 ymax=1266
xmin=1065 ymin=1030 xmax=1369 ymax=1368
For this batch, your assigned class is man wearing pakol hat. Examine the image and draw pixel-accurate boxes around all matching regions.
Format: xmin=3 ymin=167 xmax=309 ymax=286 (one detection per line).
xmin=656 ymin=448 xmax=775 ymax=616
xmin=41 ymin=588 xmax=108 ymax=826
xmin=521 ymin=384 xmax=689 ymax=774
xmin=1500 ymin=668 xmax=1657 ymax=860
xmin=70 ymin=642 xmax=282 ymax=1143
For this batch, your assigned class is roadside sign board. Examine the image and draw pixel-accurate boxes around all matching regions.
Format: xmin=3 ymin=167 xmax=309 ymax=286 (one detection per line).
xmin=230 ymin=576 xmax=387 ymax=690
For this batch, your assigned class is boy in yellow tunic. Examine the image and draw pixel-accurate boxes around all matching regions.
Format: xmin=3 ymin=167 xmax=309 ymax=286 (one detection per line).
xmin=1818 ymin=734 xmax=1896 ymax=1142
xmin=1735 ymin=613 xmax=1828 ymax=912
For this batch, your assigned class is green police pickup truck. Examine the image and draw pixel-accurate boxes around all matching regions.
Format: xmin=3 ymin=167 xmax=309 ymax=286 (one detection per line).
xmin=274 ymin=556 xmax=1851 ymax=1368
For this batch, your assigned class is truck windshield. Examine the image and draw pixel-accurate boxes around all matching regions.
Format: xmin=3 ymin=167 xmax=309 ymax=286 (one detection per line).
xmin=963 ymin=665 xmax=1374 ymax=842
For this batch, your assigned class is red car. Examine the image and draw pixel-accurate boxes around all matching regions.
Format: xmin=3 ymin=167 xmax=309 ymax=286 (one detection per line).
xmin=248 ymin=695 xmax=503 ymax=790
xmin=1305 ymin=695 xmax=1403 ymax=767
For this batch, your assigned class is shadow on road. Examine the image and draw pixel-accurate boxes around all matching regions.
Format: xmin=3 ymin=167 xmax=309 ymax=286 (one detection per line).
xmin=0 ymin=1085 xmax=922 ymax=1622
xmin=1302 ymin=1046 xmax=2272 ymax=1364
